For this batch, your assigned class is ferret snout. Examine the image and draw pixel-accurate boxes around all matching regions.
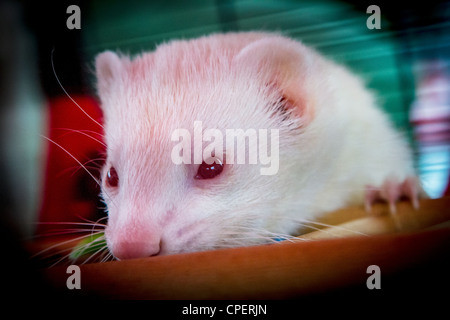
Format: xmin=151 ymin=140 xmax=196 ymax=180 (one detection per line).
xmin=105 ymin=225 xmax=161 ymax=260
xmin=111 ymin=240 xmax=161 ymax=260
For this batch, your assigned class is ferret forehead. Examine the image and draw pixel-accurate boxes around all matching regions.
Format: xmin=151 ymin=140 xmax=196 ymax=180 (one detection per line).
xmin=104 ymin=120 xmax=169 ymax=167
xmin=128 ymin=35 xmax=246 ymax=85
xmin=122 ymin=63 xmax=267 ymax=122
xmin=153 ymin=80 xmax=270 ymax=130
xmin=112 ymin=34 xmax=281 ymax=132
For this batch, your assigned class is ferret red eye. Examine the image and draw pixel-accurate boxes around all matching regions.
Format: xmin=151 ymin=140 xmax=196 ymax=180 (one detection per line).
xmin=106 ymin=167 xmax=119 ymax=187
xmin=195 ymin=158 xmax=223 ymax=180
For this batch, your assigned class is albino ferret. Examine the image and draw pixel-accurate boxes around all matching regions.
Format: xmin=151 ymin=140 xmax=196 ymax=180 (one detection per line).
xmin=95 ymin=32 xmax=420 ymax=260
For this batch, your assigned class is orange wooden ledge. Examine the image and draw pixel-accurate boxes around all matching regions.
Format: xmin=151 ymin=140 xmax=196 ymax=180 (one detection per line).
xmin=38 ymin=197 xmax=450 ymax=299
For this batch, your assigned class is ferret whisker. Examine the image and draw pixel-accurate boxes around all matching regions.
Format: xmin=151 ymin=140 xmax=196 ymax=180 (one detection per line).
xmin=40 ymin=134 xmax=116 ymax=205
xmin=98 ymin=251 xmax=108 ymax=263
xmin=53 ymin=127 xmax=105 ymax=138
xmin=219 ymin=227 xmax=298 ymax=244
xmin=30 ymin=231 xmax=104 ymax=261
xmin=222 ymin=212 xmax=368 ymax=241
xmin=97 ymin=251 xmax=108 ymax=263
xmin=224 ymin=226 xmax=299 ymax=241
xmin=33 ymin=245 xmax=75 ymax=263
xmin=49 ymin=251 xmax=75 ymax=268
xmin=51 ymin=128 xmax=106 ymax=147
xmin=40 ymin=135 xmax=101 ymax=185
xmin=63 ymin=158 xmax=105 ymax=176
xmin=56 ymin=239 xmax=106 ymax=267
xmin=107 ymin=252 xmax=116 ymax=262
xmin=35 ymin=221 xmax=107 ymax=228
xmin=83 ymin=247 xmax=109 ymax=265
xmin=77 ymin=215 xmax=108 ymax=235
xmin=209 ymin=238 xmax=275 ymax=249
xmin=29 ymin=229 xmax=105 ymax=240
xmin=30 ymin=223 xmax=105 ymax=240
xmin=63 ymin=234 xmax=108 ymax=265
xmin=72 ymin=233 xmax=105 ymax=250
xmin=78 ymin=237 xmax=109 ymax=265
xmin=61 ymin=128 xmax=104 ymax=137
xmin=58 ymin=164 xmax=93 ymax=178
xmin=277 ymin=216 xmax=369 ymax=237
xmin=76 ymin=215 xmax=108 ymax=226
xmin=35 ymin=223 xmax=106 ymax=237
xmin=100 ymin=251 xmax=115 ymax=263
xmin=82 ymin=158 xmax=106 ymax=168
xmin=295 ymin=221 xmax=366 ymax=237
xmin=51 ymin=48 xmax=104 ymax=130
xmin=255 ymin=214 xmax=362 ymax=237
xmin=68 ymin=164 xmax=102 ymax=177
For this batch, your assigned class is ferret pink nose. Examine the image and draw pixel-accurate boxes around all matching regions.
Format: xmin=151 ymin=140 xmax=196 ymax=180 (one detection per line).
xmin=112 ymin=240 xmax=161 ymax=260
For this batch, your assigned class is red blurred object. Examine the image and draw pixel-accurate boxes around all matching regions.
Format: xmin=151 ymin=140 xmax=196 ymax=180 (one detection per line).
xmin=38 ymin=95 xmax=105 ymax=234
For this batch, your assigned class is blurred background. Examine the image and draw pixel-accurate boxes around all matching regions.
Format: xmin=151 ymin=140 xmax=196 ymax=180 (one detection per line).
xmin=1 ymin=0 xmax=450 ymax=240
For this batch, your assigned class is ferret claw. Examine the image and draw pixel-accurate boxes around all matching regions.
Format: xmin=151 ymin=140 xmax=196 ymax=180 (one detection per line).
xmin=364 ymin=177 xmax=421 ymax=214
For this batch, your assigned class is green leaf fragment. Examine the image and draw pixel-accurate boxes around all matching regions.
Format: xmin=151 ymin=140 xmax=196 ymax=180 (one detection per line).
xmin=69 ymin=232 xmax=106 ymax=260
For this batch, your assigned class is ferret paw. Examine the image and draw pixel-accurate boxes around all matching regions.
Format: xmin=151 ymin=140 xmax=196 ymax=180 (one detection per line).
xmin=364 ymin=176 xmax=421 ymax=214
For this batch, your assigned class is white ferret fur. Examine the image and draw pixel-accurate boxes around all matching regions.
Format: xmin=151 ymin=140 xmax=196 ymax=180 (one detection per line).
xmin=95 ymin=32 xmax=417 ymax=259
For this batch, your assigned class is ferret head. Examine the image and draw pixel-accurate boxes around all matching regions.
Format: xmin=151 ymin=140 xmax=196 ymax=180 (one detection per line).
xmin=95 ymin=33 xmax=325 ymax=259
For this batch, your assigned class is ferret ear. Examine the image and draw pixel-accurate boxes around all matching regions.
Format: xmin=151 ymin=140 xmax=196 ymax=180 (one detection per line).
xmin=95 ymin=51 xmax=127 ymax=101
xmin=233 ymin=36 xmax=316 ymax=124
